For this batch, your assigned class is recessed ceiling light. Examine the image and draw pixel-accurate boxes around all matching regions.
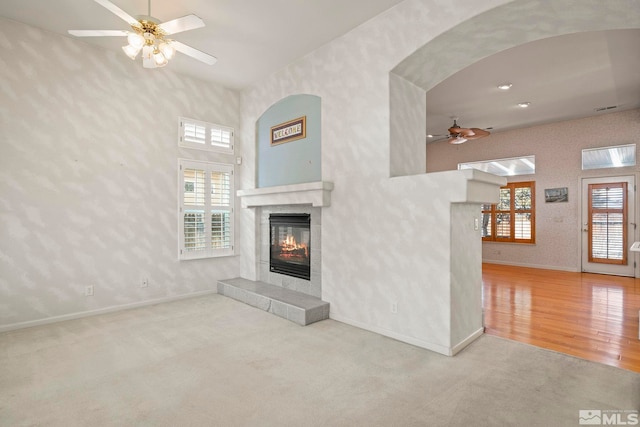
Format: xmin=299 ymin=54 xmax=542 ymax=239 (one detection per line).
xmin=518 ymin=102 xmax=531 ymax=108
xmin=426 ymin=134 xmax=434 ymax=138
xmin=497 ymin=83 xmax=512 ymax=90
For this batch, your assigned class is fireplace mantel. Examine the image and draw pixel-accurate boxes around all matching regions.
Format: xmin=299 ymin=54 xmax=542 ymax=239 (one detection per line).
xmin=237 ymin=181 xmax=334 ymax=208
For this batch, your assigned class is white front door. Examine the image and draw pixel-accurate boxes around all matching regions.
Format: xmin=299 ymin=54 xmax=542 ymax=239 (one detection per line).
xmin=581 ymin=176 xmax=636 ymax=276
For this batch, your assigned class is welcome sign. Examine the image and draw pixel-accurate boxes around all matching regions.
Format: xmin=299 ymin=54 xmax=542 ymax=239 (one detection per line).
xmin=271 ymin=116 xmax=306 ymax=146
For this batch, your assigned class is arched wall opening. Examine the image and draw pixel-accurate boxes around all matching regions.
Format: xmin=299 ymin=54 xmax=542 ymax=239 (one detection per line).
xmin=389 ymin=0 xmax=640 ymax=178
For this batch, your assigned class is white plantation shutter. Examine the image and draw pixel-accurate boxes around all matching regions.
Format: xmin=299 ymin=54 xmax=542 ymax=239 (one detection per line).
xmin=183 ymin=122 xmax=207 ymax=145
xmin=211 ymin=127 xmax=233 ymax=149
xmin=179 ymin=117 xmax=234 ymax=153
xmin=183 ymin=167 xmax=207 ymax=252
xmin=588 ymin=183 xmax=627 ymax=264
xmin=179 ymin=159 xmax=234 ymax=259
xmin=482 ymin=181 xmax=535 ymax=244
xmin=210 ymin=170 xmax=232 ymax=249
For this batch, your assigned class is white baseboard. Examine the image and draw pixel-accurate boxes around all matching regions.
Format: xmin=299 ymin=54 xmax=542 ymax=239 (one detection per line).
xmin=0 ymin=290 xmax=217 ymax=333
xmin=329 ymin=313 xmax=455 ymax=356
xmin=482 ymin=259 xmax=579 ymax=272
xmin=451 ymin=327 xmax=484 ymax=356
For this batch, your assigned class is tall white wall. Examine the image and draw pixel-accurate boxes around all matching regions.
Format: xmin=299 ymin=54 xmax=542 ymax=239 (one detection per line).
xmin=237 ymin=0 xmax=639 ymax=354
xmin=0 ymin=17 xmax=241 ymax=329
xmin=238 ymin=0 xmax=508 ymax=355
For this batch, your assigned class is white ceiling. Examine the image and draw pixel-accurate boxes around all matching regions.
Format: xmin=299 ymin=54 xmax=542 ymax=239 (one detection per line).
xmin=425 ymin=28 xmax=640 ymax=140
xmin=1 ymin=0 xmax=638 ymax=137
xmin=0 ymin=0 xmax=406 ymax=90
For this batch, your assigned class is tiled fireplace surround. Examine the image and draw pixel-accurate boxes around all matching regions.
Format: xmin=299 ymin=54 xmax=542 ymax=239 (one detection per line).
xmin=217 ymin=182 xmax=333 ymax=325
xmin=259 ymin=205 xmax=321 ymax=297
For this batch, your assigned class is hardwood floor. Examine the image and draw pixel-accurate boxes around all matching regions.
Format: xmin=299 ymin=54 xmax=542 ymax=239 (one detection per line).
xmin=482 ymin=263 xmax=640 ymax=373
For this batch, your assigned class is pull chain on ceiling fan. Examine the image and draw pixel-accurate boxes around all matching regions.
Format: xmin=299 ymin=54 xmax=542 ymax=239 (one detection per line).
xmin=68 ymin=0 xmax=217 ymax=69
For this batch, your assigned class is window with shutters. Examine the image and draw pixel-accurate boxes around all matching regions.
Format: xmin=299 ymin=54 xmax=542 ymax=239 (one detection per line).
xmin=179 ymin=117 xmax=234 ymax=153
xmin=482 ymin=181 xmax=535 ymax=244
xmin=588 ymin=182 xmax=627 ymax=264
xmin=179 ymin=159 xmax=234 ymax=259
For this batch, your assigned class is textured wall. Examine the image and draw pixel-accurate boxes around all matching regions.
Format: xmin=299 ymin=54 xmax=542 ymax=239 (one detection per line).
xmin=389 ymin=73 xmax=426 ymax=177
xmin=0 ymin=18 xmax=241 ymax=328
xmin=427 ymin=109 xmax=640 ymax=272
xmin=239 ymin=0 xmax=508 ymax=354
xmin=450 ymin=203 xmax=484 ymax=349
xmin=237 ymin=0 xmax=637 ymax=354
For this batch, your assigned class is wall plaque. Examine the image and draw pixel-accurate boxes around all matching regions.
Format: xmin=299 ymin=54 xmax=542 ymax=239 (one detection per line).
xmin=271 ymin=116 xmax=306 ymax=146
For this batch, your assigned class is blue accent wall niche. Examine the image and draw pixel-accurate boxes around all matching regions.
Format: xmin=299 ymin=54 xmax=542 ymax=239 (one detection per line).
xmin=256 ymin=94 xmax=321 ymax=188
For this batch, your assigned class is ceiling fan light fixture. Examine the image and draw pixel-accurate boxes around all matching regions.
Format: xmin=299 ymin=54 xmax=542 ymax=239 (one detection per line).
xmin=126 ymin=32 xmax=145 ymax=49
xmin=159 ymin=42 xmax=175 ymax=60
xmin=444 ymin=118 xmax=490 ymax=145
xmin=143 ymin=31 xmax=156 ymax=43
xmin=153 ymin=49 xmax=168 ymax=67
xmin=68 ymin=0 xmax=217 ymax=70
xmin=122 ymin=44 xmax=142 ymax=60
xmin=142 ymin=45 xmax=156 ymax=68
xmin=449 ymin=136 xmax=467 ymax=145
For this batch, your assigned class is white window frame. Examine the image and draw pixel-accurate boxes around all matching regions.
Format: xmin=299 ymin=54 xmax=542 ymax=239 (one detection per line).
xmin=459 ymin=155 xmax=535 ymax=176
xmin=179 ymin=117 xmax=234 ymax=154
xmin=582 ymin=144 xmax=636 ymax=170
xmin=178 ymin=159 xmax=234 ymax=260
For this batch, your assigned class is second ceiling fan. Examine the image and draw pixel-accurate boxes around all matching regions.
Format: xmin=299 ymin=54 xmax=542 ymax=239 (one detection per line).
xmin=446 ymin=119 xmax=490 ymax=144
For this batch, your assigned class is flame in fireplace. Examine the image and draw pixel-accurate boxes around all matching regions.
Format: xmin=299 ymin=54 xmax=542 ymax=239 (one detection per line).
xmin=280 ymin=235 xmax=308 ymax=258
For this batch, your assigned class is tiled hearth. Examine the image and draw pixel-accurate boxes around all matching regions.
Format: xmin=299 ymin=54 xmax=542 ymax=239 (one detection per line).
xmin=260 ymin=205 xmax=321 ymax=297
xmin=218 ymin=181 xmax=333 ymax=325
xmin=217 ymin=278 xmax=329 ymax=326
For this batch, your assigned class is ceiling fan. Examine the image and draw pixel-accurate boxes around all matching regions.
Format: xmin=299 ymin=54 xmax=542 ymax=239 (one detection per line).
xmin=68 ymin=0 xmax=217 ymax=69
xmin=446 ymin=119 xmax=490 ymax=144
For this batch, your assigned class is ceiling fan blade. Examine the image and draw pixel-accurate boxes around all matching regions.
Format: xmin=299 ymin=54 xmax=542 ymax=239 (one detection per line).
xmin=68 ymin=30 xmax=128 ymax=37
xmin=172 ymin=41 xmax=217 ymax=65
xmin=448 ymin=126 xmax=475 ymax=137
xmin=466 ymin=128 xmax=490 ymax=140
xmin=94 ymin=0 xmax=140 ymax=28
xmin=159 ymin=15 xmax=205 ymax=35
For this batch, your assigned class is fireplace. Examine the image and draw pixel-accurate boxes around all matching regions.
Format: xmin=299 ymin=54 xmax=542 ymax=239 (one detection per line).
xmin=270 ymin=214 xmax=311 ymax=280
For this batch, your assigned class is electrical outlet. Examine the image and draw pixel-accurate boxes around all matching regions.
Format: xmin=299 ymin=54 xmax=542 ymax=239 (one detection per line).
xmin=391 ymin=301 xmax=398 ymax=314
xmin=141 ymin=278 xmax=148 ymax=288
xmin=85 ymin=285 xmax=94 ymax=296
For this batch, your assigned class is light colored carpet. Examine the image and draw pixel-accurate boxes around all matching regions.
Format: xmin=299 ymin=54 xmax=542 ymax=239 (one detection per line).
xmin=0 ymin=294 xmax=638 ymax=426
